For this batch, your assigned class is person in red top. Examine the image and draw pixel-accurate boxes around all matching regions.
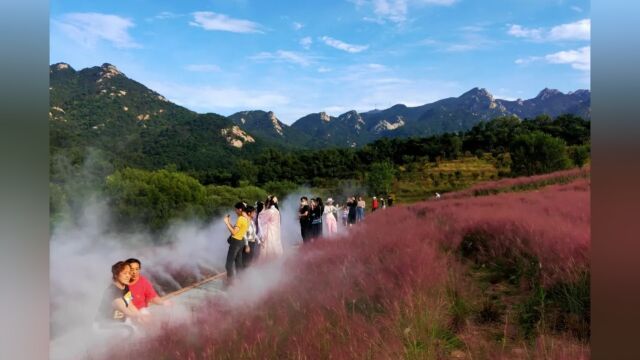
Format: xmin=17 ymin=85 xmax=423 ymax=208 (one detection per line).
xmin=125 ymin=258 xmax=170 ymax=310
xmin=371 ymin=196 xmax=379 ymax=212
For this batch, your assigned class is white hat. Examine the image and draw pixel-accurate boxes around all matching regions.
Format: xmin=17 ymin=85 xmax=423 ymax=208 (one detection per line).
xmin=326 ymin=197 xmax=334 ymax=204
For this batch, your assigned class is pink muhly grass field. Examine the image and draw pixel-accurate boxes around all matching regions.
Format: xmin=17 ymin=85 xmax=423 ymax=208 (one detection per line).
xmin=444 ymin=166 xmax=590 ymax=200
xmin=102 ymin=171 xmax=590 ymax=359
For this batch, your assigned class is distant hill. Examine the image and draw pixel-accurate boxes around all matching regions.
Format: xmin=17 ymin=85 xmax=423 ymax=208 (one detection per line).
xmin=288 ymin=87 xmax=591 ymax=147
xmin=227 ymin=110 xmax=318 ymax=148
xmin=49 ymin=63 xmax=263 ymax=182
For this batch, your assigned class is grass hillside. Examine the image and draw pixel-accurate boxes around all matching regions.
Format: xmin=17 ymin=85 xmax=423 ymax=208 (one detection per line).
xmin=393 ymin=156 xmax=503 ymax=203
xmin=103 ymin=170 xmax=590 ymax=359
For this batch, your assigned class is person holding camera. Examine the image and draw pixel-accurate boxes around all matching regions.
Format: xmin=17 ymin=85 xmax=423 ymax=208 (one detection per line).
xmin=223 ymin=202 xmax=250 ymax=286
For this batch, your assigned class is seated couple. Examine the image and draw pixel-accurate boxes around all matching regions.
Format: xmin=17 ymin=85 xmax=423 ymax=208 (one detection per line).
xmin=94 ymin=258 xmax=170 ymax=334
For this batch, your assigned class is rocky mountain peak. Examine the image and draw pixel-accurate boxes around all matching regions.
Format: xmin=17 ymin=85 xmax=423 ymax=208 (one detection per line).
xmin=319 ymin=112 xmax=332 ymax=122
xmin=97 ymin=63 xmax=124 ymax=82
xmin=51 ymin=62 xmax=74 ymax=72
xmin=568 ymin=89 xmax=590 ymax=100
xmin=571 ymin=89 xmax=590 ymax=96
xmin=339 ymin=110 xmax=365 ymax=130
xmin=341 ymin=110 xmax=361 ymax=120
xmin=536 ymin=88 xmax=563 ymax=100
xmin=267 ymin=111 xmax=284 ymax=136
xmin=460 ymin=87 xmax=494 ymax=101
xmin=220 ymin=126 xmax=256 ymax=148
xmin=389 ymin=104 xmax=407 ymax=110
xmin=373 ymin=116 xmax=405 ymax=133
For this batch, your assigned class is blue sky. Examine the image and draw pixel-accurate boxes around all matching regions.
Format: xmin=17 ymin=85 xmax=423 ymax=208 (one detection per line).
xmin=50 ymin=0 xmax=590 ymax=124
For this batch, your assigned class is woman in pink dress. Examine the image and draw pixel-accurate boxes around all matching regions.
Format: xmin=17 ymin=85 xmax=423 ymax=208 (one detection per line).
xmin=258 ymin=195 xmax=283 ymax=260
xmin=323 ymin=197 xmax=338 ymax=236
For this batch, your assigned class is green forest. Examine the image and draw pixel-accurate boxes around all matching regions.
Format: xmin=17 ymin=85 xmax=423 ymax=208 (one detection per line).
xmin=50 ymin=114 xmax=590 ymax=233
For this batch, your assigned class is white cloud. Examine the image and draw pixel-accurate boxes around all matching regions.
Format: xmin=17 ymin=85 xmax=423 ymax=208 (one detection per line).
xmin=507 ymin=24 xmax=544 ymax=41
xmin=189 ymin=12 xmax=263 ymax=33
xmin=508 ymin=19 xmax=590 ymax=42
xmin=419 ymin=28 xmax=495 ymax=52
xmin=515 ymin=46 xmax=590 ymax=71
xmin=320 ymin=36 xmax=369 ymax=53
xmin=151 ymin=11 xmax=183 ymax=21
xmin=514 ymin=57 xmax=540 ymax=65
xmin=292 ymin=22 xmax=304 ymax=30
xmin=250 ymin=50 xmax=314 ymax=66
xmin=317 ymin=67 xmax=332 ymax=73
xmin=184 ymin=64 xmax=221 ymax=72
xmin=571 ymin=6 xmax=583 ymax=13
xmin=54 ymin=13 xmax=140 ymax=48
xmin=300 ymin=36 xmax=313 ymax=49
xmin=548 ymin=19 xmax=590 ymax=41
xmin=371 ymin=0 xmax=409 ymax=23
xmin=352 ymin=0 xmax=456 ymax=24
xmin=545 ymin=46 xmax=590 ymax=71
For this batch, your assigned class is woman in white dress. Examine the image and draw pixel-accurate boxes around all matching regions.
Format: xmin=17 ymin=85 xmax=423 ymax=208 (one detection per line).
xmin=323 ymin=197 xmax=338 ymax=236
xmin=258 ymin=195 xmax=283 ymax=260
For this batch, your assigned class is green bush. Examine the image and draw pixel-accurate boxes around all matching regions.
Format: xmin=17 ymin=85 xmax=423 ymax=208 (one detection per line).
xmin=105 ymin=168 xmax=209 ymax=232
xmin=569 ymin=144 xmax=590 ymax=169
xmin=510 ymin=132 xmax=570 ymax=176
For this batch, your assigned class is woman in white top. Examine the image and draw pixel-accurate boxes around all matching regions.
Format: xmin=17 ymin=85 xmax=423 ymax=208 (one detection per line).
xmin=323 ymin=198 xmax=339 ymax=236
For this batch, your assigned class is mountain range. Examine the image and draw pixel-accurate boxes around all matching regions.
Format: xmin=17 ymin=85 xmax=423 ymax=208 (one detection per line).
xmin=230 ymin=87 xmax=590 ymax=148
xmin=50 ymin=62 xmax=590 ymax=155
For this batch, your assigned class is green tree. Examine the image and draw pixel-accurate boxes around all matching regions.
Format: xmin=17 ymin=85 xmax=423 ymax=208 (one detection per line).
xmin=263 ymin=180 xmax=298 ymax=198
xmin=234 ymin=159 xmax=259 ymax=185
xmin=510 ymin=132 xmax=570 ymax=176
xmin=366 ymin=161 xmax=395 ymax=196
xmin=569 ymin=144 xmax=590 ymax=168
xmin=105 ymin=168 xmax=209 ymax=232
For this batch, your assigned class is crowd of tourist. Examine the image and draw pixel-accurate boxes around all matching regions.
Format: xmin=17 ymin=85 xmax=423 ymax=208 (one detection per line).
xmin=95 ymin=193 xmax=394 ymax=336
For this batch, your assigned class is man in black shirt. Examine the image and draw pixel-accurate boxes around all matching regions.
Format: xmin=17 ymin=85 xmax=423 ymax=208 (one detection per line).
xmin=347 ymin=196 xmax=357 ymax=226
xmin=298 ymin=197 xmax=311 ymax=243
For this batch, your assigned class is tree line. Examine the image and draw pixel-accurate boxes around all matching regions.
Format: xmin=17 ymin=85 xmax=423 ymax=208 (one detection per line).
xmin=50 ymin=114 xmax=590 ymax=233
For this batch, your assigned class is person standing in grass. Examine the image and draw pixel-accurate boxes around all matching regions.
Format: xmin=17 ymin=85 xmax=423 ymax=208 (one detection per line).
xmin=259 ymin=195 xmax=283 ymax=259
xmin=341 ymin=201 xmax=349 ymax=227
xmin=348 ymin=196 xmax=357 ymax=226
xmin=242 ymin=205 xmax=260 ymax=268
xmin=356 ymin=196 xmax=366 ymax=222
xmin=224 ymin=202 xmax=250 ymax=285
xmin=323 ymin=197 xmax=338 ymax=236
xmin=315 ymin=197 xmax=324 ymax=238
xmin=308 ymin=198 xmax=321 ymax=240
xmin=298 ymin=196 xmax=311 ymax=244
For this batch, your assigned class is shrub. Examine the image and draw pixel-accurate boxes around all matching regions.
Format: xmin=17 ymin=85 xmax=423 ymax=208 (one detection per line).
xmin=510 ymin=131 xmax=570 ymax=176
xmin=105 ymin=168 xmax=209 ymax=232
